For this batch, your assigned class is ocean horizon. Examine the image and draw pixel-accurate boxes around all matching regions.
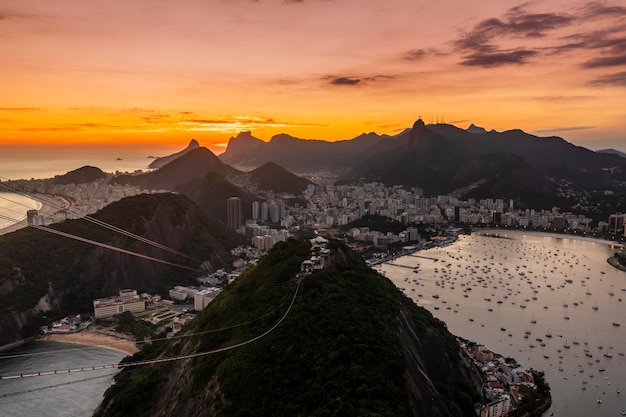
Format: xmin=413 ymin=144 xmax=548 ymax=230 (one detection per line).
xmin=0 ymin=147 xmax=161 ymax=181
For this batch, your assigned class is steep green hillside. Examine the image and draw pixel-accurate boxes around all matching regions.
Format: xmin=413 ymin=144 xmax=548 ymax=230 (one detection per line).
xmin=95 ymin=240 xmax=479 ymax=417
xmin=247 ymin=162 xmax=312 ymax=194
xmin=0 ymin=193 xmax=246 ymax=345
xmin=53 ymin=165 xmax=107 ymax=184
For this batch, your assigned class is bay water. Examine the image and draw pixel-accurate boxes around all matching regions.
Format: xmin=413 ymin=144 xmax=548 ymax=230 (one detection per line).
xmin=380 ymin=231 xmax=626 ymax=417
xmin=0 ymin=341 xmax=126 ymax=417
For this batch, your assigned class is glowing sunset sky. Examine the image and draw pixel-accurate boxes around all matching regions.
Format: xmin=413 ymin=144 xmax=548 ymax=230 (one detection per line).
xmin=1 ymin=0 xmax=625 ymax=153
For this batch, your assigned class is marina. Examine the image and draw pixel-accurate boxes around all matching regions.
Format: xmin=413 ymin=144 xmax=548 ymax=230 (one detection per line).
xmin=381 ymin=230 xmax=625 ymax=417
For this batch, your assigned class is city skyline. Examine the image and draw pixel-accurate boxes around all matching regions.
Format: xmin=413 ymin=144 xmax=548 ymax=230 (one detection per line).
xmin=1 ymin=0 xmax=625 ymax=153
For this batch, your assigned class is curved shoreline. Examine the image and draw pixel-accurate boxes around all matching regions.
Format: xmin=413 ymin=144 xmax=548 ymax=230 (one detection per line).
xmin=0 ymin=193 xmax=68 ymax=235
xmin=40 ymin=329 xmax=139 ymax=356
xmin=607 ymin=256 xmax=626 ymax=272
xmin=474 ymin=228 xmax=624 ymax=247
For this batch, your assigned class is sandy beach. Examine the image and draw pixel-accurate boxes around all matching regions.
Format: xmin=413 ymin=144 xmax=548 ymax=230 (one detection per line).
xmin=0 ymin=193 xmax=68 ymax=236
xmin=41 ymin=327 xmax=139 ymax=356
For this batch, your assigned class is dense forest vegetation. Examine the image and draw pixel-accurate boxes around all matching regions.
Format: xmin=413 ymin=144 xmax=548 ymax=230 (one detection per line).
xmin=95 ymin=239 xmax=480 ymax=417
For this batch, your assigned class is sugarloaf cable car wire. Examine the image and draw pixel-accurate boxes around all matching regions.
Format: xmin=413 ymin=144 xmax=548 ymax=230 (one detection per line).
xmin=0 ymin=180 xmax=199 ymax=263
xmin=0 ymin=370 xmax=119 ymax=400
xmin=0 ymin=179 xmax=199 ymax=263
xmin=30 ymin=224 xmax=202 ymax=272
xmin=0 ymin=278 xmax=301 ymax=380
xmin=0 ymin=213 xmax=201 ymax=272
xmin=0 ymin=282 xmax=296 ymax=361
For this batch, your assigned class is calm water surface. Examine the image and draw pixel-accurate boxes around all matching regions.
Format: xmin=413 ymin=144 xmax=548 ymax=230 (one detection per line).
xmin=380 ymin=231 xmax=626 ymax=417
xmin=0 ymin=341 xmax=126 ymax=417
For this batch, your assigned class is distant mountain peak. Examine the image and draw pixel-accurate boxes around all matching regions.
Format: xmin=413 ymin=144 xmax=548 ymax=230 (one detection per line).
xmin=53 ymin=165 xmax=106 ymax=185
xmin=148 ymin=139 xmax=201 ymax=169
xmin=247 ymin=162 xmax=312 ymax=194
xmin=235 ymin=131 xmax=257 ymax=140
xmin=466 ymin=124 xmax=488 ymax=134
xmin=597 ymin=148 xmax=626 ymax=158
xmin=270 ymin=133 xmax=299 ymax=143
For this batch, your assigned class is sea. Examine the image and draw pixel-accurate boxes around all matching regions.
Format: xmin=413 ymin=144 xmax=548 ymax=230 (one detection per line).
xmin=0 ymin=147 xmax=160 ymax=182
xmin=379 ymin=231 xmax=626 ymax=417
xmin=0 ymin=147 xmax=162 ymax=230
xmin=0 ymin=341 xmax=126 ymax=417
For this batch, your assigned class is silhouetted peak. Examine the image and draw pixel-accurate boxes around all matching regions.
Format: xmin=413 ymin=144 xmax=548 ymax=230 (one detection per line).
xmin=149 ymin=139 xmax=202 ymax=169
xmin=466 ymin=124 xmax=488 ymax=134
xmin=269 ymin=133 xmax=299 ymax=143
xmin=597 ymin=148 xmax=626 ymax=158
xmin=183 ymin=146 xmax=220 ymax=159
xmin=54 ymin=165 xmax=107 ymax=185
xmin=235 ymin=131 xmax=258 ymax=141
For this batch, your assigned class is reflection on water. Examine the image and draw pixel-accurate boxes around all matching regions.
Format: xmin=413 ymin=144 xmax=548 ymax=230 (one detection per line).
xmin=0 ymin=341 xmax=126 ymax=417
xmin=381 ymin=231 xmax=625 ymax=417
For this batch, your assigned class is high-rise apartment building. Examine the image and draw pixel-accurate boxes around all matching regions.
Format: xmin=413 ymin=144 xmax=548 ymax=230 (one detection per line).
xmin=227 ymin=197 xmax=242 ymax=230
xmin=608 ymin=213 xmax=625 ymax=234
xmin=252 ymin=201 xmax=260 ymax=221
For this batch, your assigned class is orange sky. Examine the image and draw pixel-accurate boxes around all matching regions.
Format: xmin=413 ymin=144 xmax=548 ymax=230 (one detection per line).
xmin=1 ymin=0 xmax=625 ymax=153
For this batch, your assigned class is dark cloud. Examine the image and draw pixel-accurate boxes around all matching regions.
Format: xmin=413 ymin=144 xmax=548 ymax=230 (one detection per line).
xmin=455 ymin=7 xmax=573 ymax=50
xmin=453 ymin=4 xmax=572 ymax=67
xmin=325 ymin=74 xmax=395 ymax=86
xmin=363 ymin=75 xmax=396 ymax=82
xmin=583 ymin=54 xmax=626 ymax=68
xmin=16 ymin=123 xmax=121 ymax=132
xmin=579 ymin=2 xmax=626 ymax=20
xmin=533 ymin=126 xmax=595 ymax=134
xmin=554 ymin=31 xmax=626 ymax=54
xmin=460 ymin=49 xmax=537 ymax=67
xmin=588 ymin=71 xmax=626 ymax=86
xmin=142 ymin=114 xmax=171 ymax=123
xmin=531 ymin=95 xmax=595 ymax=102
xmin=552 ymin=28 xmax=626 ymax=69
xmin=181 ymin=117 xmax=281 ymax=125
xmin=452 ymin=2 xmax=626 ymax=70
xmin=403 ymin=49 xmax=426 ymax=61
xmin=329 ymin=76 xmax=361 ymax=86
xmin=0 ymin=107 xmax=39 ymax=111
xmin=121 ymin=108 xmax=155 ymax=114
xmin=0 ymin=11 xmax=30 ymax=21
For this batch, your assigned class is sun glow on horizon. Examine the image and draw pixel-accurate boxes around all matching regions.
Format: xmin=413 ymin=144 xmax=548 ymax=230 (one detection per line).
xmin=1 ymin=0 xmax=625 ymax=152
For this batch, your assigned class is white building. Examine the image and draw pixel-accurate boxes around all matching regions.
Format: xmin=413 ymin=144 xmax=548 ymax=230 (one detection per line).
xmin=93 ymin=289 xmax=145 ymax=320
xmin=479 ymin=396 xmax=512 ymax=417
xmin=194 ymin=288 xmax=222 ymax=310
